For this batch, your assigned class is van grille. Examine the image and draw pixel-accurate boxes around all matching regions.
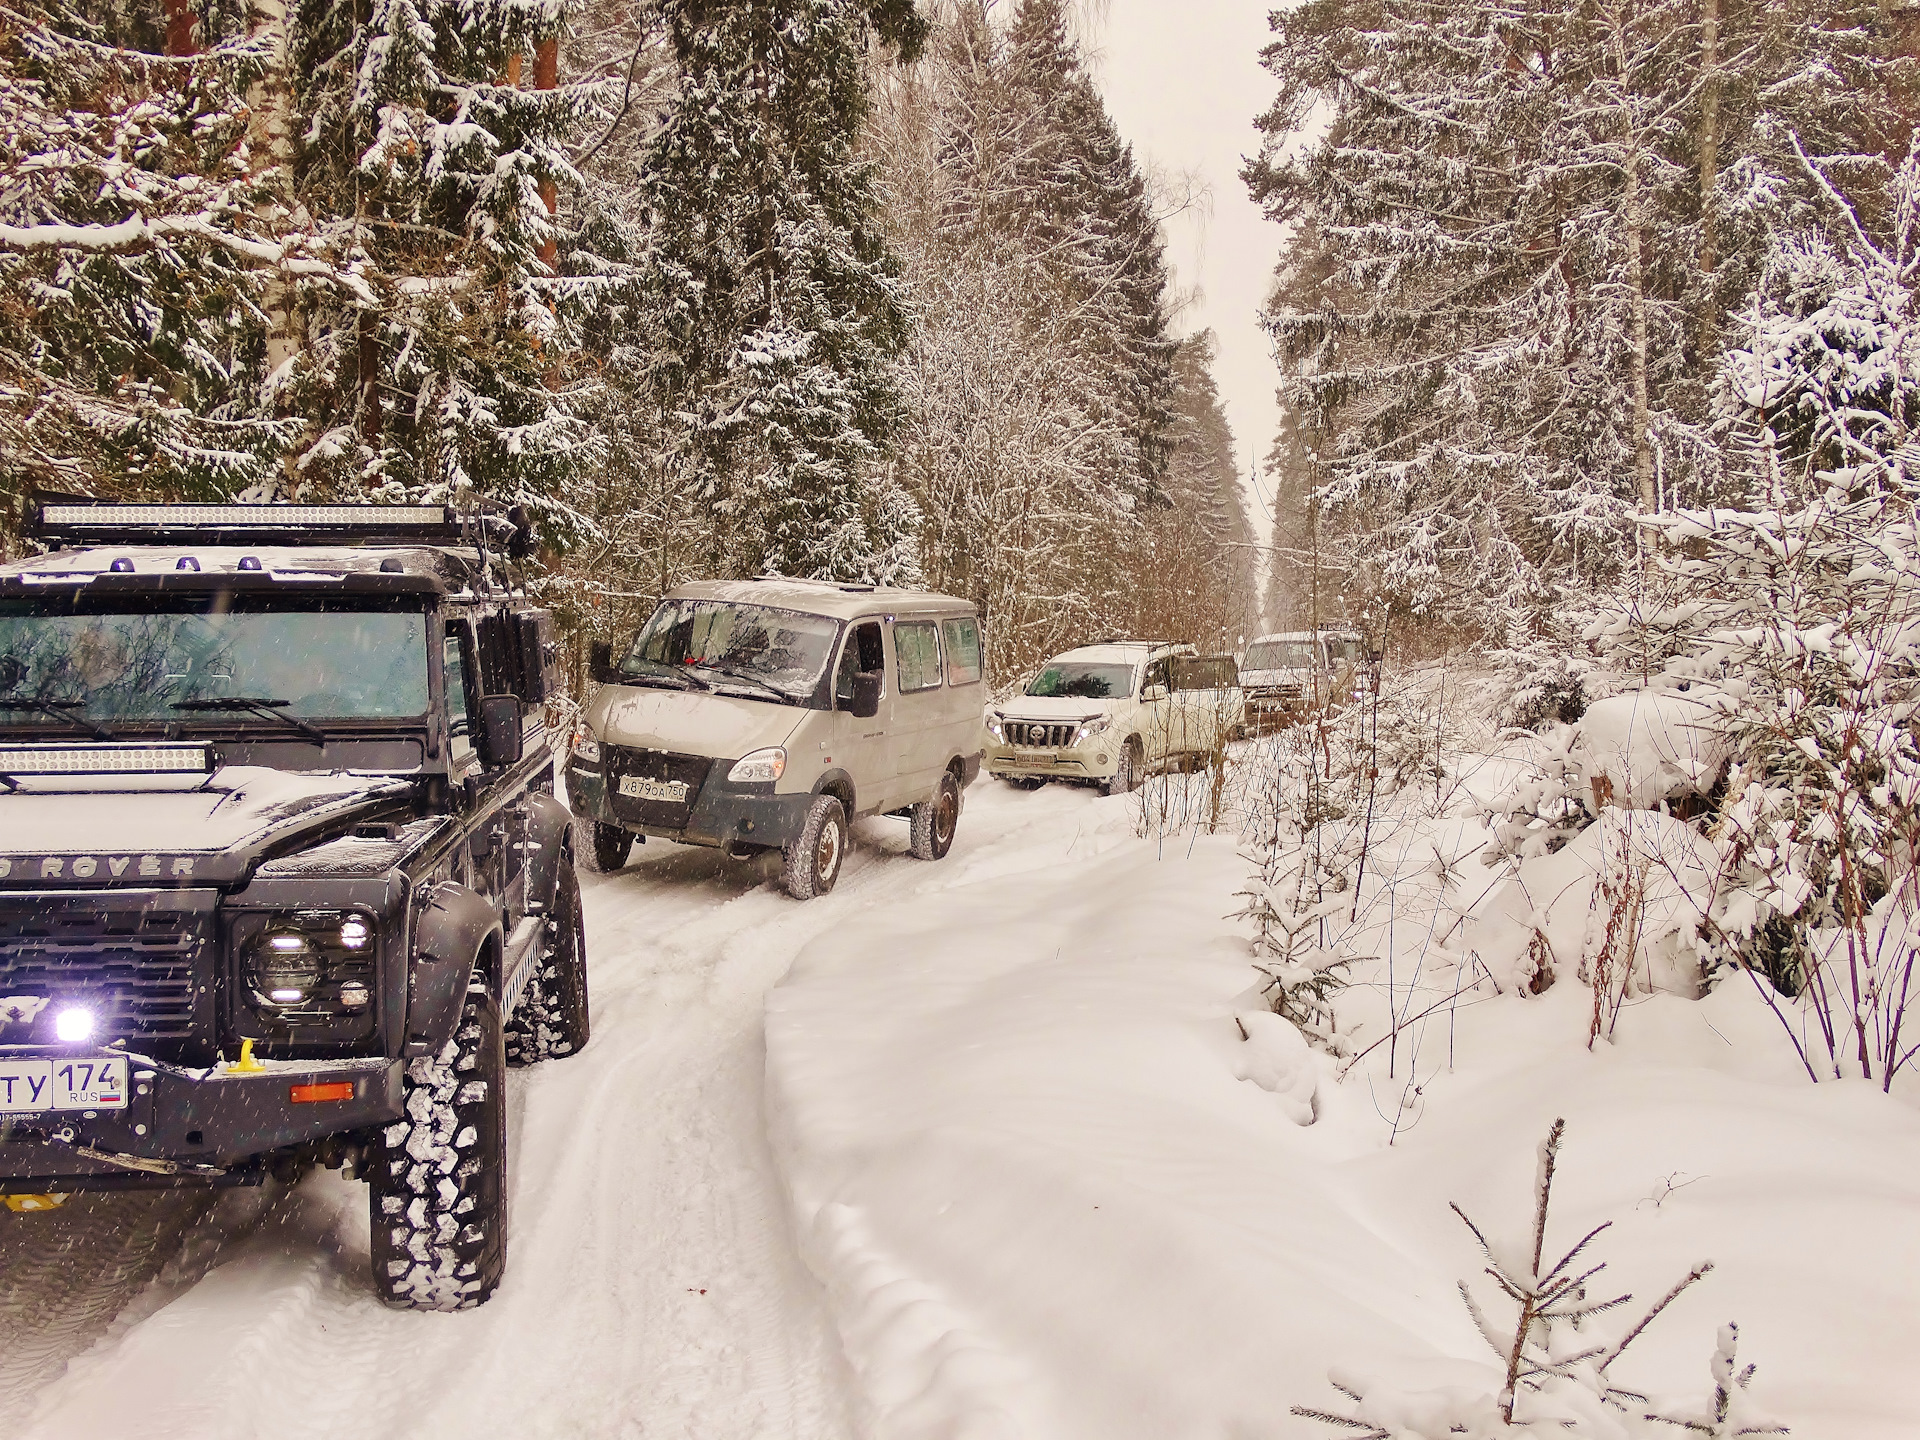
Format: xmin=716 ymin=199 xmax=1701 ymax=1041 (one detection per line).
xmin=603 ymin=746 xmax=712 ymax=831
xmin=1005 ymin=721 xmax=1079 ymax=749
xmin=0 ymin=903 xmax=212 ymax=1050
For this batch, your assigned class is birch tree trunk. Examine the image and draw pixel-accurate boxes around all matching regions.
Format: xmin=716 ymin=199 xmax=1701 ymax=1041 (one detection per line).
xmin=1697 ymin=0 xmax=1721 ymax=279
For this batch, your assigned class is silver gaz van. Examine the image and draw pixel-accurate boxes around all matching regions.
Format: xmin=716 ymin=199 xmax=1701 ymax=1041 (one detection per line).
xmin=564 ymin=579 xmax=985 ymax=898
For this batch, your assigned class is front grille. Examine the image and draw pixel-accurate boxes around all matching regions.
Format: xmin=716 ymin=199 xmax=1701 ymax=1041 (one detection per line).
xmin=0 ymin=903 xmax=213 ymax=1052
xmin=1006 ymin=721 xmax=1079 ymax=749
xmin=604 ymin=746 xmax=713 ymax=831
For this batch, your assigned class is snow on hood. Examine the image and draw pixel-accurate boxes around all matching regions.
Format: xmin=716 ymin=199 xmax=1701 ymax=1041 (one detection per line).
xmin=591 ymin=686 xmax=804 ymax=759
xmin=1240 ymin=668 xmax=1312 ymax=686
xmin=993 ymin=695 xmax=1121 ymax=721
xmin=0 ymin=766 xmax=405 ymax=856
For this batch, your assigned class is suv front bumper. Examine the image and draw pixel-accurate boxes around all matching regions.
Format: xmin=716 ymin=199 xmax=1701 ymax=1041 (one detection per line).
xmin=983 ymin=737 xmax=1120 ymax=781
xmin=0 ymin=1052 xmax=401 ymax=1191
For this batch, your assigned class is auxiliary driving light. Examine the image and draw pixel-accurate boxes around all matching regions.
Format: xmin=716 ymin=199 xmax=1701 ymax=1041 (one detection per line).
xmin=339 ymin=917 xmax=371 ymax=949
xmin=53 ymin=1007 xmax=95 ymax=1044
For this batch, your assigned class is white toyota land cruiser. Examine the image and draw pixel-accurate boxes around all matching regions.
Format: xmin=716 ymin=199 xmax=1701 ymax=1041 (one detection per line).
xmin=982 ymin=641 xmax=1240 ymax=794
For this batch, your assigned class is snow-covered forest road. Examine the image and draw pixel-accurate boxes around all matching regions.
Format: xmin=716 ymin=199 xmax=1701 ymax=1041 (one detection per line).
xmin=0 ymin=784 xmax=1082 ymax=1439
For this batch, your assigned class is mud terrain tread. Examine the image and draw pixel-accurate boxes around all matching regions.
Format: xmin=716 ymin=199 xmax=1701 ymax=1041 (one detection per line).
xmin=370 ymin=985 xmax=507 ymax=1310
xmin=506 ymin=861 xmax=589 ymax=1066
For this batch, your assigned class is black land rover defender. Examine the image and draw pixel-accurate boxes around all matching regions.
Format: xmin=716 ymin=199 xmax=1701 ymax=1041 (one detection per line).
xmin=0 ymin=499 xmax=588 ymax=1311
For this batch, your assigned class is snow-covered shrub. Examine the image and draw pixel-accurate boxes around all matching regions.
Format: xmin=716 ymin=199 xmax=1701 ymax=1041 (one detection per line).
xmin=1647 ymin=1325 xmax=1787 ymax=1438
xmin=1295 ymin=1121 xmax=1775 ymax=1439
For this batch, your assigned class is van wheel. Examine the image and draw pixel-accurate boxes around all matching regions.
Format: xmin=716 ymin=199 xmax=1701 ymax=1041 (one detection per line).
xmin=1103 ymin=738 xmax=1140 ymax=797
xmin=783 ymin=794 xmax=847 ymax=899
xmin=575 ymin=817 xmax=632 ymax=873
xmin=910 ymin=773 xmax=961 ymax=861
xmin=369 ymin=983 xmax=507 ymax=1311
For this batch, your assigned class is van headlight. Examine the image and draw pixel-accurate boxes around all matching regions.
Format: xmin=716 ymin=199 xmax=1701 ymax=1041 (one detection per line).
xmin=571 ymin=730 xmax=600 ymax=764
xmin=728 ymin=747 xmax=787 ymax=783
xmin=1072 ymin=716 xmax=1111 ymax=746
xmin=985 ymin=712 xmax=1005 ymax=742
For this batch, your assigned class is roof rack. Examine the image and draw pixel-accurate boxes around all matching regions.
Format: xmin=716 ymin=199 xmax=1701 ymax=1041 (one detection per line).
xmin=25 ymin=497 xmax=531 ymax=554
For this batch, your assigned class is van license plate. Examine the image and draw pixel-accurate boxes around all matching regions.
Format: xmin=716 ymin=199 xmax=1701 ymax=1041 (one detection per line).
xmin=0 ymin=1056 xmax=129 ymax=1113
xmin=619 ymin=775 xmax=689 ymax=803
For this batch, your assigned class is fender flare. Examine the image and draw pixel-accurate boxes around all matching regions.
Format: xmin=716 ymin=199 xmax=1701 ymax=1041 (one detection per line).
xmin=522 ymin=790 xmax=575 ymax=917
xmin=406 ymin=881 xmax=503 ymax=1057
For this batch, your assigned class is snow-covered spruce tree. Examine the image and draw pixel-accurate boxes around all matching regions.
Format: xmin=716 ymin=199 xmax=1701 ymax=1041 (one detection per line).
xmin=626 ymin=0 xmax=927 ymax=585
xmin=0 ymin=0 xmax=305 ymax=515
xmin=284 ymin=0 xmax=601 ymax=508
xmin=1244 ymin=0 xmax=1916 ymax=643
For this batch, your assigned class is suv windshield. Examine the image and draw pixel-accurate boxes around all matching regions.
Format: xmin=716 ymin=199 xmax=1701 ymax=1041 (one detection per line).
xmin=1244 ymin=640 xmax=1320 ymax=670
xmin=0 ymin=599 xmax=430 ymax=727
xmin=625 ymin=599 xmax=839 ymax=699
xmin=1026 ymin=662 xmax=1135 ymax=699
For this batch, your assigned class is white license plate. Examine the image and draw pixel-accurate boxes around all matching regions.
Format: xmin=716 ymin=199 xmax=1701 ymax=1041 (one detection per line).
xmin=0 ymin=1055 xmax=129 ymax=1113
xmin=619 ymin=775 xmax=688 ymax=803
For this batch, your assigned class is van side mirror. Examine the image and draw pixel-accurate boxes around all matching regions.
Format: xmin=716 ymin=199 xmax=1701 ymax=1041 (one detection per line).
xmin=589 ymin=640 xmax=618 ymax=684
xmin=476 ymin=694 xmax=524 ymax=768
xmin=848 ymin=671 xmax=882 ymax=719
xmin=1141 ymin=683 xmax=1168 ymax=703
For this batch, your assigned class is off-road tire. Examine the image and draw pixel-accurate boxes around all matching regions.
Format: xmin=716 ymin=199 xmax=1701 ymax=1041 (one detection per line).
xmin=1103 ymin=738 xmax=1140 ymax=797
xmin=575 ymin=817 xmax=632 ymax=873
xmin=909 ymin=773 xmax=961 ymax=861
xmin=1003 ymin=775 xmax=1046 ymax=791
xmin=782 ymin=794 xmax=847 ymax=899
xmin=505 ymin=861 xmax=589 ymax=1066
xmin=369 ymin=984 xmax=507 ymax=1311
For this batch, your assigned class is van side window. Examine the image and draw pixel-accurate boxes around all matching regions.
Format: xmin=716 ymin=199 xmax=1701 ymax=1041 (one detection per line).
xmin=835 ymin=620 xmax=885 ymax=706
xmin=895 ymin=622 xmax=942 ymax=693
xmin=942 ymin=618 xmax=982 ymax=685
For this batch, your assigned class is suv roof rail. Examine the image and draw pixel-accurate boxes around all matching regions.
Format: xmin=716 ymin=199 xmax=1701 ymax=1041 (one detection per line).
xmin=24 ymin=496 xmax=532 ymax=554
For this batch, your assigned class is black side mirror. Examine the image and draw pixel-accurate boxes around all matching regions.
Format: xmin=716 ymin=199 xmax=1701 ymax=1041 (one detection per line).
xmin=505 ymin=505 xmax=536 ymax=561
xmin=848 ymin=671 xmax=882 ymax=719
xmin=476 ymin=694 xmax=524 ymax=768
xmin=589 ymin=640 xmax=618 ymax=684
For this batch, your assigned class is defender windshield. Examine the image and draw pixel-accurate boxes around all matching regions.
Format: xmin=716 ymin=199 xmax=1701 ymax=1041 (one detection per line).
xmin=0 ymin=598 xmax=430 ymax=727
xmin=625 ymin=599 xmax=839 ymax=699
xmin=1026 ymin=662 xmax=1135 ymax=699
xmin=1244 ymin=640 xmax=1320 ymax=670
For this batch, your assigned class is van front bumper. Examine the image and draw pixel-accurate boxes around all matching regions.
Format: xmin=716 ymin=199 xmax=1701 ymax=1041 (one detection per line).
xmin=567 ymin=758 xmax=814 ymax=849
xmin=0 ymin=1052 xmax=400 ymax=1191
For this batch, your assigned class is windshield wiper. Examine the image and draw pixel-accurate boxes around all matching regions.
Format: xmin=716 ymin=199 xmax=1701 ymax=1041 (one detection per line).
xmin=689 ymin=662 xmax=792 ymax=702
xmin=171 ymin=697 xmax=328 ymax=746
xmin=0 ymin=698 xmax=113 ymax=741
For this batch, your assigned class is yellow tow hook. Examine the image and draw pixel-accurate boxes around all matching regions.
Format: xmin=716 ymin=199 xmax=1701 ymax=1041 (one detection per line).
xmin=5 ymin=1193 xmax=68 ymax=1213
xmin=227 ymin=1038 xmax=267 ymax=1074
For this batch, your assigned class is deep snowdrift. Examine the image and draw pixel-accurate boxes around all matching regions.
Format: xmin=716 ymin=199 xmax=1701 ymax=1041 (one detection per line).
xmin=765 ymin=781 xmax=1920 ymax=1439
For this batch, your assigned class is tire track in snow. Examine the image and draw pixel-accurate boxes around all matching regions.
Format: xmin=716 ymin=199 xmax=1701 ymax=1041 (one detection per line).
xmin=0 ymin=788 xmax=1081 ymax=1438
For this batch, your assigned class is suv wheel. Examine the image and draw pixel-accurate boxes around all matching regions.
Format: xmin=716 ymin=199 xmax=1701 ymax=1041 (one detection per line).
xmin=782 ymin=794 xmax=847 ymax=899
xmin=575 ymin=817 xmax=632 ymax=873
xmin=369 ymin=983 xmax=507 ymax=1311
xmin=1103 ymin=738 xmax=1140 ymax=797
xmin=506 ymin=860 xmax=589 ymax=1066
xmin=909 ymin=773 xmax=961 ymax=861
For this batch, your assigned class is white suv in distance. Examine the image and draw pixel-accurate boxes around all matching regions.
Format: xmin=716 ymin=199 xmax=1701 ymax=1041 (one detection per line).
xmin=983 ymin=642 xmax=1242 ymax=794
xmin=1240 ymin=629 xmax=1365 ymax=724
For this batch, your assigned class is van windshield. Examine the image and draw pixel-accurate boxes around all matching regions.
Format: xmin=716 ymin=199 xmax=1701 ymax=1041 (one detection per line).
xmin=625 ymin=599 xmax=839 ymax=700
xmin=1026 ymin=662 xmax=1135 ymax=699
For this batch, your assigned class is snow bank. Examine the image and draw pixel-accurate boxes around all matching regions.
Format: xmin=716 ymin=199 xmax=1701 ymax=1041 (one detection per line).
xmin=768 ymin=783 xmax=1920 ymax=1439
xmin=1574 ymin=690 xmax=1731 ymax=809
xmin=1465 ymin=809 xmax=1722 ymax=995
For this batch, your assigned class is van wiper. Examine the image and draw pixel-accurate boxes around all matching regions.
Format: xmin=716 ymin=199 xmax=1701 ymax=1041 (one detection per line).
xmin=690 ymin=662 xmax=790 ymax=702
xmin=171 ymin=697 xmax=328 ymax=746
xmin=0 ymin=698 xmax=113 ymax=741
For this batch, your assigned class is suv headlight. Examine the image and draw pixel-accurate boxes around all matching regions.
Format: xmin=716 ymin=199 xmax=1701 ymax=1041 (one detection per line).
xmin=985 ymin=712 xmax=1005 ymax=742
xmin=232 ymin=909 xmax=378 ymax=1031
xmin=1072 ymin=716 xmax=1111 ymax=746
xmin=728 ymin=747 xmax=786 ymax=783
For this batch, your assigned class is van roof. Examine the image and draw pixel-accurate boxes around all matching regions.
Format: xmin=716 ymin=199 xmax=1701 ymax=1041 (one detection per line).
xmin=663 ymin=576 xmax=975 ymax=623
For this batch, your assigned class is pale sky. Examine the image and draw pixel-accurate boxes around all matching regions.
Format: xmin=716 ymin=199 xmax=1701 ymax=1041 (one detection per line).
xmin=1084 ymin=1 xmax=1285 ymax=543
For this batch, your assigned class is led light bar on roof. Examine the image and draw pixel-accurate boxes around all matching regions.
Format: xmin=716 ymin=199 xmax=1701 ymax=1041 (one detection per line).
xmin=38 ymin=504 xmax=449 ymax=531
xmin=0 ymin=743 xmax=213 ymax=776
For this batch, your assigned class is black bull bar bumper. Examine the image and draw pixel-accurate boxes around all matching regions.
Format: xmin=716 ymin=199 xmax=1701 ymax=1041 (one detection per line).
xmin=0 ymin=1052 xmax=401 ymax=1191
